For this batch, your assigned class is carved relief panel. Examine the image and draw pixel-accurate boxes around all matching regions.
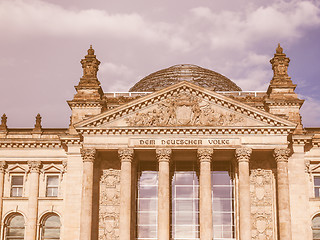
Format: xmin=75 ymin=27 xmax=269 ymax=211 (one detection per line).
xmin=250 ymin=160 xmax=276 ymax=240
xmin=99 ymin=169 xmax=120 ymax=240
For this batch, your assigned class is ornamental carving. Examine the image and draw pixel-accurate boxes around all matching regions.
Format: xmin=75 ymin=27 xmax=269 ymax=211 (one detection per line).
xmin=28 ymin=160 xmax=41 ymax=173
xmin=235 ymin=147 xmax=252 ymax=162
xmin=125 ymin=91 xmax=244 ymax=127
xmin=273 ymin=148 xmax=291 ymax=163
xmin=99 ymin=211 xmax=119 ymax=240
xmin=99 ymin=169 xmax=120 ymax=240
xmin=0 ymin=161 xmax=6 ymax=172
xmin=197 ymin=148 xmax=213 ymax=162
xmin=118 ymin=148 xmax=134 ymax=163
xmin=250 ymin=160 xmax=275 ymax=240
xmin=100 ymin=169 xmax=120 ymax=188
xmin=156 ymin=148 xmax=172 ymax=162
xmin=81 ymin=148 xmax=97 ymax=162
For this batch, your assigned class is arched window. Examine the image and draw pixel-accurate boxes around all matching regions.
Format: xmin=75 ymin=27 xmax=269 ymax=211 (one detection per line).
xmin=4 ymin=213 xmax=25 ymax=239
xmin=313 ymin=214 xmax=320 ymax=240
xmin=40 ymin=214 xmax=61 ymax=240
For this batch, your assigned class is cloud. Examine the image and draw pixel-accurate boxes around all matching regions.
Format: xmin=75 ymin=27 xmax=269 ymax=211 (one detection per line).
xmin=300 ymin=95 xmax=320 ymax=127
xmin=99 ymin=62 xmax=137 ymax=91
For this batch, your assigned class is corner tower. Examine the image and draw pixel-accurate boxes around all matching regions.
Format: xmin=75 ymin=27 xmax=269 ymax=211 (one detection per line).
xmin=67 ymin=46 xmax=105 ymax=126
xmin=264 ymin=44 xmax=304 ymax=133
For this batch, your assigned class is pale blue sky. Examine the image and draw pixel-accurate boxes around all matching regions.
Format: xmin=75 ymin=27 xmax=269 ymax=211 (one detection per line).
xmin=0 ymin=0 xmax=319 ymax=127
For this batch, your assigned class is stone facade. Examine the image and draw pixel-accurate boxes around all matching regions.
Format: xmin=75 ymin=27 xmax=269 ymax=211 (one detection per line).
xmin=0 ymin=45 xmax=319 ymax=240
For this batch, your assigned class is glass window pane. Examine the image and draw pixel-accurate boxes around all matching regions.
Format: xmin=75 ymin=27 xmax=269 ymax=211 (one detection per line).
xmin=314 ymin=230 xmax=320 ymax=239
xmin=139 ymin=172 xmax=158 ymax=185
xmin=315 ymin=177 xmax=320 ymax=186
xmin=43 ymin=228 xmax=60 ymax=238
xmin=44 ymin=216 xmax=60 ymax=227
xmin=213 ymin=199 xmax=232 ymax=212
xmin=138 ymin=199 xmax=157 ymax=211
xmin=138 ymin=226 xmax=157 ymax=238
xmin=212 ymin=186 xmax=232 ymax=198
xmin=139 ymin=186 xmax=157 ymax=198
xmin=47 ymin=176 xmax=59 ymax=185
xmin=9 ymin=215 xmax=24 ymax=227
xmin=138 ymin=212 xmax=157 ymax=225
xmin=12 ymin=176 xmax=23 ymax=185
xmin=212 ymin=171 xmax=232 ymax=185
xmin=175 ymin=173 xmax=194 ymax=185
xmin=175 ymin=186 xmax=194 ymax=198
xmin=7 ymin=228 xmax=24 ymax=236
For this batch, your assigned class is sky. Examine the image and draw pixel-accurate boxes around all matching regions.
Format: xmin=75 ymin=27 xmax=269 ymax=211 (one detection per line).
xmin=0 ymin=0 xmax=320 ymax=128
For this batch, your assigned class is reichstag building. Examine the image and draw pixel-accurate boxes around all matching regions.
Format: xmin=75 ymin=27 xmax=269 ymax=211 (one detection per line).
xmin=0 ymin=44 xmax=319 ymax=240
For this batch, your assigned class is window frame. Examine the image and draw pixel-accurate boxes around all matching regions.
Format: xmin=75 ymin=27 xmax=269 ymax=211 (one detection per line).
xmin=45 ymin=174 xmax=60 ymax=198
xmin=4 ymin=213 xmax=25 ymax=240
xmin=314 ymin=175 xmax=320 ymax=198
xmin=10 ymin=175 xmax=24 ymax=197
xmin=40 ymin=213 xmax=61 ymax=240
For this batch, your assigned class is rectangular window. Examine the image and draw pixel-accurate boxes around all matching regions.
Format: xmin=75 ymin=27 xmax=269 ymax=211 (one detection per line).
xmin=314 ymin=176 xmax=320 ymax=197
xmin=136 ymin=162 xmax=158 ymax=240
xmin=212 ymin=162 xmax=235 ymax=240
xmin=46 ymin=176 xmax=59 ymax=197
xmin=171 ymin=161 xmax=199 ymax=240
xmin=11 ymin=176 xmax=23 ymax=197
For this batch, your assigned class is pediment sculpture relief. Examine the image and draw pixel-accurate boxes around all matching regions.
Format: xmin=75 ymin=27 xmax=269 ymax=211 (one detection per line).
xmin=125 ymin=91 xmax=244 ymax=127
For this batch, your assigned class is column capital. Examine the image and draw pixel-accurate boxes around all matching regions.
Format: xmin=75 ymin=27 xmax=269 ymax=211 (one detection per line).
xmin=0 ymin=161 xmax=6 ymax=173
xmin=80 ymin=148 xmax=97 ymax=163
xmin=156 ymin=148 xmax=172 ymax=163
xmin=274 ymin=148 xmax=291 ymax=163
xmin=118 ymin=148 xmax=134 ymax=163
xmin=235 ymin=147 xmax=252 ymax=163
xmin=197 ymin=148 xmax=213 ymax=163
xmin=28 ymin=160 xmax=41 ymax=173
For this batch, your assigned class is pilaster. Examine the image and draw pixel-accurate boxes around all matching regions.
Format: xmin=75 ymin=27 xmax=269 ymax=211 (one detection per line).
xmin=80 ymin=148 xmax=97 ymax=240
xmin=118 ymin=148 xmax=134 ymax=240
xmin=274 ymin=148 xmax=292 ymax=240
xmin=26 ymin=160 xmax=41 ymax=240
xmin=197 ymin=148 xmax=213 ymax=240
xmin=235 ymin=147 xmax=252 ymax=240
xmin=156 ymin=148 xmax=171 ymax=240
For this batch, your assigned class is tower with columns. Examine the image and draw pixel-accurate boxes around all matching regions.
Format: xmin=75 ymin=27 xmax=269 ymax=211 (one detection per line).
xmin=0 ymin=45 xmax=319 ymax=240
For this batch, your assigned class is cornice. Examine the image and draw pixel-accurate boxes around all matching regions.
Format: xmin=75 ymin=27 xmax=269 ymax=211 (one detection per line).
xmin=0 ymin=139 xmax=62 ymax=148
xmin=78 ymin=126 xmax=294 ymax=135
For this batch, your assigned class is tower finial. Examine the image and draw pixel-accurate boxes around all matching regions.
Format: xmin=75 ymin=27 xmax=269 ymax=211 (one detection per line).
xmin=87 ymin=45 xmax=95 ymax=55
xmin=276 ymin=43 xmax=283 ymax=54
xmin=0 ymin=114 xmax=7 ymax=131
xmin=33 ymin=113 xmax=42 ymax=132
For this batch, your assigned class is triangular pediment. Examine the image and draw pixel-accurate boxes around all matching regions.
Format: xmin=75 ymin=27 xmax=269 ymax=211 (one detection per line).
xmin=75 ymin=82 xmax=296 ymax=130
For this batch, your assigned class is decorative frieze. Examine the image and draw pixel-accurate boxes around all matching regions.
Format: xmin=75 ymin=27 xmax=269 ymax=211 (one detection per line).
xmin=80 ymin=148 xmax=97 ymax=163
xmin=197 ymin=148 xmax=213 ymax=162
xmin=156 ymin=148 xmax=172 ymax=162
xmin=99 ymin=169 xmax=121 ymax=240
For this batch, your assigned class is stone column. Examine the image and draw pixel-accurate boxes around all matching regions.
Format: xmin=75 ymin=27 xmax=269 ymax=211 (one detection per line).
xmin=156 ymin=148 xmax=171 ymax=240
xmin=274 ymin=148 xmax=292 ymax=240
xmin=26 ymin=160 xmax=41 ymax=240
xmin=80 ymin=148 xmax=97 ymax=240
xmin=119 ymin=148 xmax=134 ymax=240
xmin=0 ymin=161 xmax=5 ymax=229
xmin=197 ymin=148 xmax=213 ymax=240
xmin=235 ymin=147 xmax=252 ymax=240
